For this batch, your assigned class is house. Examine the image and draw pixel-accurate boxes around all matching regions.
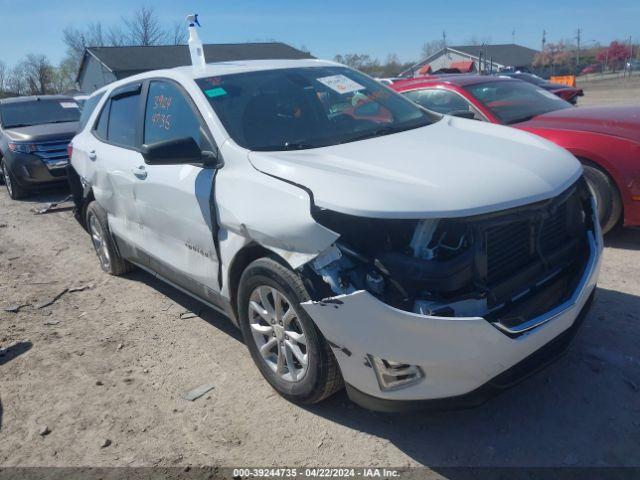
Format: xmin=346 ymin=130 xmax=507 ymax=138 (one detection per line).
xmin=76 ymin=43 xmax=314 ymax=93
xmin=401 ymin=44 xmax=539 ymax=77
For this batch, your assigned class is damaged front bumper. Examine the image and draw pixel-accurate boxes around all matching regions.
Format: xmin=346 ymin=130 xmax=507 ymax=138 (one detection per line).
xmin=301 ymin=231 xmax=601 ymax=412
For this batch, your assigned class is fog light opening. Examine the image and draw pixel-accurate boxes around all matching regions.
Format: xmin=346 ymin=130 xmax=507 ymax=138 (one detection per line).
xmin=368 ymin=354 xmax=424 ymax=391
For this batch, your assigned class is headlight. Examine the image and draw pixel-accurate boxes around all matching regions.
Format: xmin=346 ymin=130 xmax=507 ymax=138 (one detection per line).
xmin=8 ymin=142 xmax=37 ymax=154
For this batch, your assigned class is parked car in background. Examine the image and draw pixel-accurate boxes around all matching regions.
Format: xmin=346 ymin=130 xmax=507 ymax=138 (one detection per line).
xmin=497 ymin=72 xmax=584 ymax=104
xmin=376 ymin=77 xmax=402 ymax=86
xmin=0 ymin=95 xmax=80 ymax=199
xmin=74 ymin=94 xmax=89 ymax=109
xmin=392 ymin=75 xmax=640 ymax=233
xmin=68 ymin=59 xmax=601 ymax=411
xmin=627 ymin=60 xmax=640 ymax=72
xmin=580 ymin=64 xmax=602 ymax=75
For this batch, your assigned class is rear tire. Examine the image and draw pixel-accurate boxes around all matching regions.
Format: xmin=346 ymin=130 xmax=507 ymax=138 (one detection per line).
xmin=85 ymin=201 xmax=133 ymax=276
xmin=582 ymin=164 xmax=622 ymax=234
xmin=237 ymin=257 xmax=343 ymax=404
xmin=2 ymin=159 xmax=29 ymax=200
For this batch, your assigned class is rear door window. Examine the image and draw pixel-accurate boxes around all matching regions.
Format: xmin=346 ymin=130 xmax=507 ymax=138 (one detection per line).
xmin=107 ymin=91 xmax=141 ymax=148
xmin=143 ymin=80 xmax=212 ymax=150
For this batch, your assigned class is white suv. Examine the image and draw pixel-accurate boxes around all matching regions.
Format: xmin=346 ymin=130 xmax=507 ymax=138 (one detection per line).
xmin=69 ymin=59 xmax=602 ymax=411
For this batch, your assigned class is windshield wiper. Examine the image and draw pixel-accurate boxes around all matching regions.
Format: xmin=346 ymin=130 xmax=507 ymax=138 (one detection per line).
xmin=4 ymin=123 xmax=33 ymax=128
xmin=342 ymin=122 xmax=425 ymax=143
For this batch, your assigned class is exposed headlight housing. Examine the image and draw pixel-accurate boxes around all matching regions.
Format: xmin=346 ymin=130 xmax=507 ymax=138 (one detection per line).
xmin=368 ymin=354 xmax=424 ymax=391
xmin=8 ymin=142 xmax=37 ymax=154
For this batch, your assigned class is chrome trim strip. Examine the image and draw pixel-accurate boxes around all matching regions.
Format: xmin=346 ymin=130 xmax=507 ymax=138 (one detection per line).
xmin=491 ymin=230 xmax=598 ymax=335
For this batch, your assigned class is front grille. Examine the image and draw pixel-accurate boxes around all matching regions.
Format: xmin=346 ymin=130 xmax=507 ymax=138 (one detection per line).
xmin=482 ymin=180 xmax=589 ymax=288
xmin=33 ymin=140 xmax=72 ymax=170
xmin=540 ymin=202 xmax=568 ymax=253
xmin=486 ymin=221 xmax=531 ymax=283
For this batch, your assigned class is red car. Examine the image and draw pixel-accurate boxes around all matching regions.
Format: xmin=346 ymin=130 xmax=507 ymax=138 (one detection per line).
xmin=391 ymin=75 xmax=640 ymax=233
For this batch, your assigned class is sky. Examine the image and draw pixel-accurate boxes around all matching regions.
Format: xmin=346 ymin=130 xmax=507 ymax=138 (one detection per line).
xmin=1 ymin=0 xmax=639 ymax=67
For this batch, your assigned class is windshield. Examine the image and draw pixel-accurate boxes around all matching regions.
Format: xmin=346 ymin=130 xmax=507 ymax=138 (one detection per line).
xmin=196 ymin=66 xmax=435 ymax=151
xmin=465 ymin=81 xmax=572 ymax=125
xmin=0 ymin=99 xmax=80 ymax=129
xmin=505 ymin=73 xmax=547 ymax=86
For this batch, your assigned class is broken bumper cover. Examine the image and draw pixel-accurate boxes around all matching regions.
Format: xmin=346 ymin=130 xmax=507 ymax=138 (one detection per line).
xmin=301 ymin=232 xmax=601 ymax=412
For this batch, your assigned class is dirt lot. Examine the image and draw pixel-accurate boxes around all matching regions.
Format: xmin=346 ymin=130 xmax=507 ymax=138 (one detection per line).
xmin=578 ymin=75 xmax=640 ymax=106
xmin=1 ymin=80 xmax=640 ymax=471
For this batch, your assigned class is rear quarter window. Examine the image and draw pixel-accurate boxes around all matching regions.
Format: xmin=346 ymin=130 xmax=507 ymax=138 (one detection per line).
xmin=78 ymin=93 xmax=104 ymax=131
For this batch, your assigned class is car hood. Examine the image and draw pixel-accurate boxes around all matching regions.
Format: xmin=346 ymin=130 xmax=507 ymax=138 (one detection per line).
xmin=2 ymin=121 xmax=79 ymax=142
xmin=248 ymin=116 xmax=582 ymax=219
xmin=518 ymin=106 xmax=640 ymax=143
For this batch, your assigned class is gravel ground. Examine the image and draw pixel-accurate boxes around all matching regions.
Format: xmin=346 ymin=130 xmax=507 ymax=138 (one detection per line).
xmin=578 ymin=75 xmax=640 ymax=107
xmin=1 ymin=81 xmax=640 ymax=470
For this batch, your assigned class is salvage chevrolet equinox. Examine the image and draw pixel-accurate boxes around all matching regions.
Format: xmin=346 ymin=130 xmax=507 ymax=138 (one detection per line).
xmin=68 ymin=59 xmax=602 ymax=411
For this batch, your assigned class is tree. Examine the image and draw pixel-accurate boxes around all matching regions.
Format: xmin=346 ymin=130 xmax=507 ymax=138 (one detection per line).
xmin=464 ymin=35 xmax=492 ymax=46
xmin=58 ymin=5 xmax=188 ymax=91
xmin=124 ymin=6 xmax=167 ymax=46
xmin=18 ymin=54 xmax=56 ymax=95
xmin=7 ymin=63 xmax=27 ymax=96
xmin=533 ymin=42 xmax=571 ymax=74
xmin=333 ymin=53 xmax=413 ymax=77
xmin=421 ymin=39 xmax=445 ymax=59
xmin=169 ymin=21 xmax=187 ymax=45
xmin=54 ymin=57 xmax=78 ymax=93
xmin=0 ymin=61 xmax=7 ymax=94
xmin=597 ymin=41 xmax=632 ymax=71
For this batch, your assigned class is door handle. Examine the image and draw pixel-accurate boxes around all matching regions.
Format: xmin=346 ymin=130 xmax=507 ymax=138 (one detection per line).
xmin=88 ymin=150 xmax=97 ymax=161
xmin=131 ymin=165 xmax=147 ymax=179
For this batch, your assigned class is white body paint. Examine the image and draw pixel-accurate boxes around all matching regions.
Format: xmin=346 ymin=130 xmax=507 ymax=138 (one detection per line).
xmin=71 ymin=59 xmax=601 ymax=404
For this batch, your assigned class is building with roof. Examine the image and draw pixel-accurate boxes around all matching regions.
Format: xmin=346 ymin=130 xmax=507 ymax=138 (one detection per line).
xmin=401 ymin=44 xmax=539 ymax=77
xmin=76 ymin=43 xmax=314 ymax=93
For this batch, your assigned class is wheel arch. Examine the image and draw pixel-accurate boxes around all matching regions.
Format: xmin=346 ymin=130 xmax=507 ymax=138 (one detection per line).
xmin=577 ymin=155 xmax=625 ymax=218
xmin=227 ymin=243 xmax=290 ymax=323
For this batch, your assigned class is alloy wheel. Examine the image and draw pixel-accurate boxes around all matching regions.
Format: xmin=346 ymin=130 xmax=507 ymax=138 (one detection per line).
xmin=248 ymin=285 xmax=309 ymax=382
xmin=88 ymin=213 xmax=111 ymax=271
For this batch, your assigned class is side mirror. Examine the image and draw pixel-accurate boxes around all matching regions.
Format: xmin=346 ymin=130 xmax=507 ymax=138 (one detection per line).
xmin=141 ymin=137 xmax=221 ymax=167
xmin=449 ymin=110 xmax=477 ymax=120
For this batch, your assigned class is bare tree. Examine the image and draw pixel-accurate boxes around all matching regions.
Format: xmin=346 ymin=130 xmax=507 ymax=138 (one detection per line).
xmin=18 ymin=54 xmax=56 ymax=95
xmin=53 ymin=57 xmax=78 ymax=93
xmin=0 ymin=61 xmax=7 ymax=94
xmin=7 ymin=64 xmax=28 ymax=96
xmin=63 ymin=22 xmax=108 ymax=59
xmin=333 ymin=53 xmax=411 ymax=77
xmin=123 ymin=6 xmax=167 ymax=46
xmin=106 ymin=25 xmax=128 ymax=47
xmin=169 ymin=21 xmax=187 ymax=45
xmin=421 ymin=39 xmax=446 ymax=59
xmin=464 ymin=35 xmax=492 ymax=46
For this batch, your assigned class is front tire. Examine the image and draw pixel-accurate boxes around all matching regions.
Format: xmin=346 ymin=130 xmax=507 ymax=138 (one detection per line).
xmin=85 ymin=201 xmax=133 ymax=276
xmin=237 ymin=257 xmax=343 ymax=404
xmin=583 ymin=164 xmax=622 ymax=234
xmin=2 ymin=159 xmax=29 ymax=200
